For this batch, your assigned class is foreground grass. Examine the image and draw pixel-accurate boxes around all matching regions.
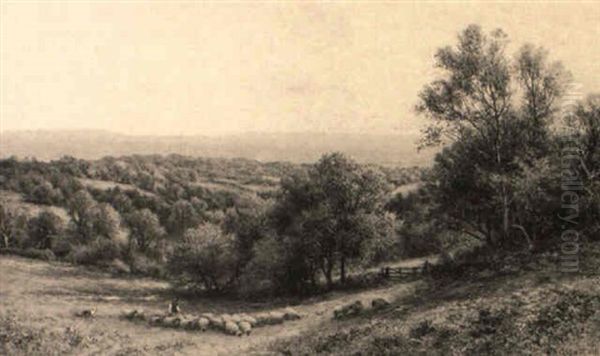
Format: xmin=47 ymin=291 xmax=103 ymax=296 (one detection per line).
xmin=267 ymin=248 xmax=600 ymax=356
xmin=0 ymin=255 xmax=423 ymax=355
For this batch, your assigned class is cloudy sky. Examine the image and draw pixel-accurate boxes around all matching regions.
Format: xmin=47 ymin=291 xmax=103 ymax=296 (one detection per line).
xmin=1 ymin=2 xmax=599 ymax=136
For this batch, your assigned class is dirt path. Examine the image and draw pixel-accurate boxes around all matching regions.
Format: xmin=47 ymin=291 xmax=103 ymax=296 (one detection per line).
xmin=0 ymin=256 xmax=421 ymax=355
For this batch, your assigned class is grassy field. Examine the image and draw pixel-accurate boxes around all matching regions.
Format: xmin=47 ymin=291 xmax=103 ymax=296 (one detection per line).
xmin=2 ymin=250 xmax=598 ymax=355
xmin=0 ymin=256 xmax=424 ymax=355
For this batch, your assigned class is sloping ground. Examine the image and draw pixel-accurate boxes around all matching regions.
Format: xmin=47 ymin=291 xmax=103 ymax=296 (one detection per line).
xmin=267 ymin=251 xmax=600 ymax=355
xmin=0 ymin=256 xmax=422 ymax=355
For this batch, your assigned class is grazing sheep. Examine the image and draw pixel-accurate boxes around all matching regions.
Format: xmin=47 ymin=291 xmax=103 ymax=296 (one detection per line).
xmin=183 ymin=317 xmax=209 ymax=331
xmin=371 ymin=298 xmax=391 ymax=310
xmin=240 ymin=314 xmax=258 ymax=327
xmin=254 ymin=313 xmax=270 ymax=327
xmin=238 ymin=321 xmax=252 ymax=336
xmin=163 ymin=316 xmax=182 ymax=328
xmin=230 ymin=314 xmax=242 ymax=323
xmin=197 ymin=317 xmax=210 ymax=331
xmin=283 ymin=307 xmax=301 ymax=321
xmin=76 ymin=307 xmax=97 ymax=318
xmin=224 ymin=321 xmax=242 ymax=336
xmin=266 ymin=311 xmax=285 ymax=325
xmin=205 ymin=314 xmax=224 ymax=330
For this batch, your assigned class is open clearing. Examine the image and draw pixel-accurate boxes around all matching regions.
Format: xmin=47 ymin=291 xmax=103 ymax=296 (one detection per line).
xmin=0 ymin=256 xmax=422 ymax=355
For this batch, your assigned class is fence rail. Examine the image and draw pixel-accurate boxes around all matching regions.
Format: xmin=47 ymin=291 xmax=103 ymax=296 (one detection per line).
xmin=379 ymin=263 xmax=431 ymax=281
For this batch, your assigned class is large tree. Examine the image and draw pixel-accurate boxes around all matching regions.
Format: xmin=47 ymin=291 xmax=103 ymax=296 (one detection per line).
xmin=28 ymin=210 xmax=64 ymax=250
xmin=418 ymin=25 xmax=568 ymax=247
xmin=168 ymin=223 xmax=237 ymax=292
xmin=273 ymin=152 xmax=393 ymax=288
xmin=125 ymin=208 xmax=165 ymax=252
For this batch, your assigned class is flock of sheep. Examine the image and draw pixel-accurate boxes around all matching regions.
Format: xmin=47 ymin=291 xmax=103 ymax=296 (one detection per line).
xmin=122 ymin=307 xmax=303 ymax=337
xmin=92 ymin=296 xmax=392 ymax=337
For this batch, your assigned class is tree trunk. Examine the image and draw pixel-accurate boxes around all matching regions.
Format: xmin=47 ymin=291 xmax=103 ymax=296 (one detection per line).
xmin=325 ymin=264 xmax=333 ymax=289
xmin=340 ymin=256 xmax=346 ymax=285
xmin=502 ymin=188 xmax=510 ymax=244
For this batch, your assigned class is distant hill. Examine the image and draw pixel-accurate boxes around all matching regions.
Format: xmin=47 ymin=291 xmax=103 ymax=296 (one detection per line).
xmin=0 ymin=130 xmax=436 ymax=166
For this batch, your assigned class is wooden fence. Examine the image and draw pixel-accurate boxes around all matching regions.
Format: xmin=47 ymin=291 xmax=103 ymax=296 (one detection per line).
xmin=379 ymin=263 xmax=431 ymax=282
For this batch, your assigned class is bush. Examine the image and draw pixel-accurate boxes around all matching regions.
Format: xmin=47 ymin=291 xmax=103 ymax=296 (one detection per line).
xmin=167 ymin=223 xmax=238 ymax=292
xmin=107 ymin=258 xmax=130 ymax=274
xmin=67 ymin=238 xmax=123 ymax=265
xmin=27 ymin=210 xmax=64 ymax=250
xmin=128 ymin=253 xmax=165 ymax=278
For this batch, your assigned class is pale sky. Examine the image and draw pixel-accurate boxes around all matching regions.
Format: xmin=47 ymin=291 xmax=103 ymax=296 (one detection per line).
xmin=1 ymin=2 xmax=599 ymax=136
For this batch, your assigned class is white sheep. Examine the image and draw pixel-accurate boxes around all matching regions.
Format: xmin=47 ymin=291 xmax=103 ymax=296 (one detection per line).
xmin=197 ymin=317 xmax=210 ymax=331
xmin=266 ymin=311 xmax=285 ymax=325
xmin=184 ymin=317 xmax=209 ymax=331
xmin=238 ymin=321 xmax=252 ymax=336
xmin=224 ymin=320 xmax=242 ymax=336
xmin=241 ymin=314 xmax=258 ymax=327
xmin=230 ymin=314 xmax=242 ymax=323
xmin=206 ymin=315 xmax=224 ymax=330
xmin=254 ymin=313 xmax=270 ymax=327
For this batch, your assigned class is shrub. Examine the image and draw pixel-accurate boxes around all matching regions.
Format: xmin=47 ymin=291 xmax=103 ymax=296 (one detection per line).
xmin=167 ymin=223 xmax=237 ymax=292
xmin=128 ymin=253 xmax=165 ymax=278
xmin=67 ymin=238 xmax=123 ymax=265
xmin=27 ymin=210 xmax=64 ymax=250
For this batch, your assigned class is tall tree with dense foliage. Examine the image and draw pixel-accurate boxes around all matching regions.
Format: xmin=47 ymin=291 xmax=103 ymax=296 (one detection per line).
xmin=417 ymin=25 xmax=568 ymax=248
xmin=167 ymin=200 xmax=200 ymax=236
xmin=125 ymin=208 xmax=165 ymax=252
xmin=273 ymin=152 xmax=392 ymax=289
xmin=27 ymin=210 xmax=64 ymax=250
xmin=168 ymin=223 xmax=237 ymax=292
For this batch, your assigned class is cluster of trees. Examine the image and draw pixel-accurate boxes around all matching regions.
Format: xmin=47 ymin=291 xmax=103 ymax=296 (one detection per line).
xmin=0 ymin=151 xmax=415 ymax=294
xmin=168 ymin=153 xmax=396 ymax=295
xmin=404 ymin=25 xmax=599 ymax=255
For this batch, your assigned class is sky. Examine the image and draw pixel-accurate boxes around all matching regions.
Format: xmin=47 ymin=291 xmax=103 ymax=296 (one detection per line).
xmin=1 ymin=2 xmax=599 ymax=136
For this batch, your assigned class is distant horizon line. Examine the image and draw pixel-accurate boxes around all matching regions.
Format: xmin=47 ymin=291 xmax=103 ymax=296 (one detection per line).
xmin=0 ymin=128 xmax=423 ymax=138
